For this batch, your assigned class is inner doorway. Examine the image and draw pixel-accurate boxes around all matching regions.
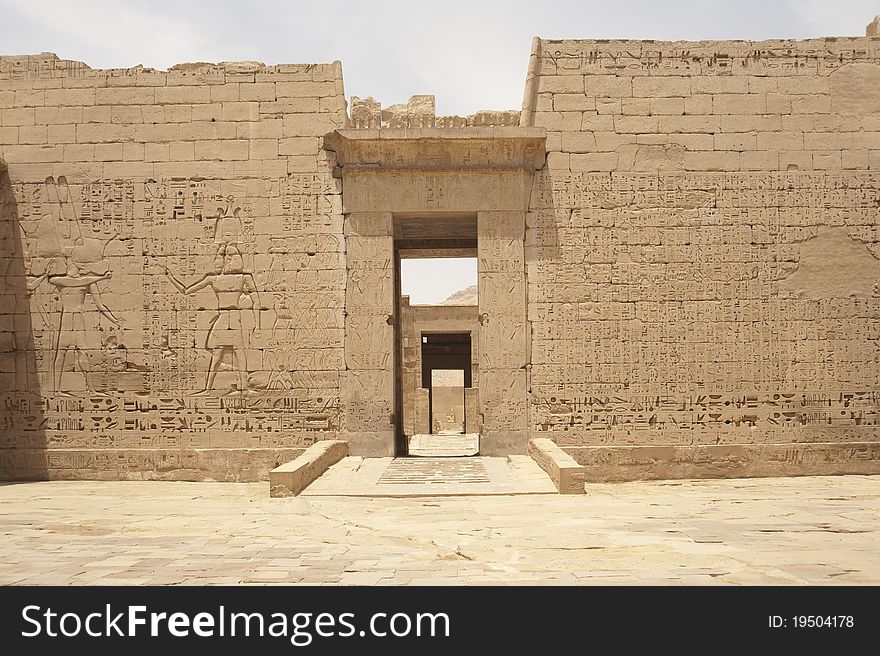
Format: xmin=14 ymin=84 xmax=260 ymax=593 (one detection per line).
xmin=420 ymin=333 xmax=472 ymax=434
xmin=394 ymin=213 xmax=478 ymax=457
xmin=408 ymin=333 xmax=478 ymax=456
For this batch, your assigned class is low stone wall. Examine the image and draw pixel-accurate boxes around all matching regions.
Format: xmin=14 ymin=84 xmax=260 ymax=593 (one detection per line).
xmin=563 ymin=443 xmax=880 ymax=482
xmin=269 ymin=440 xmax=348 ymax=497
xmin=0 ymin=448 xmax=306 ymax=482
xmin=528 ymin=438 xmax=585 ymax=494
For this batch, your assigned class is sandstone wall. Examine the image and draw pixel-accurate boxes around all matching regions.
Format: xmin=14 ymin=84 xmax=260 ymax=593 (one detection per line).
xmin=524 ymin=37 xmax=880 ymax=479
xmin=0 ymin=54 xmax=347 ymax=481
xmin=3 ymin=34 xmax=880 ymax=483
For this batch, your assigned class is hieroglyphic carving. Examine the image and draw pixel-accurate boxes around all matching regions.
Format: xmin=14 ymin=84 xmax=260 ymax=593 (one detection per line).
xmin=2 ymin=172 xmax=344 ymax=479
xmin=528 ymin=162 xmax=880 ymax=454
xmin=0 ymin=53 xmax=90 ymax=80
xmin=531 ymin=389 xmax=880 ymax=440
xmin=0 ymin=54 xmax=353 ymax=480
xmin=539 ymin=39 xmax=880 ymax=77
xmin=165 ymin=243 xmax=261 ymax=395
xmin=12 ymin=176 xmax=122 ymax=395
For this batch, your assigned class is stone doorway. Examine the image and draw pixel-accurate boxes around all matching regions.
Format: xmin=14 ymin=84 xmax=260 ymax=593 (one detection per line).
xmin=408 ymin=331 xmax=479 ymax=457
xmin=395 ymin=215 xmax=479 ymax=457
xmin=324 ymin=127 xmax=545 ymax=459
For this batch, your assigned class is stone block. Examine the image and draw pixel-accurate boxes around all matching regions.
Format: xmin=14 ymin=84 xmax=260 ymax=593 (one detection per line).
xmin=537 ymin=75 xmax=584 ymax=94
xmin=219 ymin=139 xmax=249 ymax=160
xmin=528 ymin=438 xmax=586 ymax=494
xmin=791 ymin=94 xmax=832 ymax=114
xmin=221 ymin=101 xmax=260 ymax=122
xmin=95 ymin=87 xmax=155 ymax=105
xmin=268 ymin=440 xmax=348 ymax=497
xmin=155 ymin=86 xmax=211 ymax=104
xmin=632 ymin=76 xmax=690 ymax=98
xmin=1 ymin=107 xmax=34 ymax=126
xmin=239 ymin=82 xmax=276 ymax=102
xmin=584 ymin=75 xmax=632 ymax=97
xmin=714 ymin=132 xmax=756 ymax=151
xmin=713 ymin=93 xmax=767 ymax=114
xmin=570 ymin=152 xmax=619 ymax=171
xmin=553 ymin=93 xmax=595 ymax=111
xmin=18 ymin=125 xmax=47 ymax=144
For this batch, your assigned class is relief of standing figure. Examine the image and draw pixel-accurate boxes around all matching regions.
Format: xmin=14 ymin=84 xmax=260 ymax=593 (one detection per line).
xmin=38 ymin=176 xmax=120 ymax=395
xmin=49 ymin=249 xmax=119 ymax=396
xmin=165 ymin=243 xmax=261 ymax=395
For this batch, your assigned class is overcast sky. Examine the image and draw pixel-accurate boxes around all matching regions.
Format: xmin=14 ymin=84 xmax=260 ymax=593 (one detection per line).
xmin=401 ymin=258 xmax=478 ymax=305
xmin=2 ymin=0 xmax=876 ymax=303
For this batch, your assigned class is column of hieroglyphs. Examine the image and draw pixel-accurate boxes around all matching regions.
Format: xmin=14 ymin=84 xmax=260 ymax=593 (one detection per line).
xmin=0 ymin=54 xmax=348 ymax=481
xmin=478 ymin=210 xmax=529 ymax=454
xmin=526 ymin=34 xmax=880 ymax=480
xmin=342 ymin=211 xmax=395 ymax=456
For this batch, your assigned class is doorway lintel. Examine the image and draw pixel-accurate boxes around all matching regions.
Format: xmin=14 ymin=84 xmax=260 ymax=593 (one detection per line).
xmin=324 ymin=127 xmax=546 ymax=175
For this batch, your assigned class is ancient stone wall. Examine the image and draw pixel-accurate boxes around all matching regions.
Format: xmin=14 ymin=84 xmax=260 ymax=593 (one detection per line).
xmin=524 ymin=36 xmax=880 ymax=479
xmin=0 ymin=53 xmax=347 ymax=480
xmin=3 ymin=31 xmax=880 ymax=483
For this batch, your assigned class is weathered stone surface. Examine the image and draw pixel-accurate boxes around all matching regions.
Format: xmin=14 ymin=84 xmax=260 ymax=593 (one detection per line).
xmin=349 ymin=96 xmax=380 ymax=129
xmin=830 ymin=63 xmax=880 ymax=115
xmin=0 ymin=54 xmax=347 ymax=481
xmin=382 ymin=95 xmax=435 ymax=129
xmin=2 ymin=29 xmax=880 ymax=483
xmin=268 ymin=439 xmax=348 ymax=496
xmin=528 ymin=438 xmax=586 ymax=494
xmin=523 ymin=34 xmax=880 ymax=480
xmin=3 ymin=476 xmax=880 ymax=584
xmin=347 ymin=94 xmax=519 ymax=129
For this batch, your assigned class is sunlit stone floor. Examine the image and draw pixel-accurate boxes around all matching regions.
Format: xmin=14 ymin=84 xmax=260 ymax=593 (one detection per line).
xmin=1 ymin=475 xmax=878 ymax=585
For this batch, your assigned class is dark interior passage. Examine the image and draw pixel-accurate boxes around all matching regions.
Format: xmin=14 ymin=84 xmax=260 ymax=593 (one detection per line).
xmin=420 ymin=332 xmax=472 ymax=389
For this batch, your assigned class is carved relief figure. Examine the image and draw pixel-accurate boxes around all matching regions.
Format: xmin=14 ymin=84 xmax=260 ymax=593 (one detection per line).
xmin=50 ymin=247 xmax=119 ymax=396
xmin=165 ymin=243 xmax=261 ymax=395
xmin=21 ymin=176 xmax=121 ymax=395
xmin=213 ymin=195 xmax=244 ymax=244
xmin=266 ymin=351 xmax=295 ymax=391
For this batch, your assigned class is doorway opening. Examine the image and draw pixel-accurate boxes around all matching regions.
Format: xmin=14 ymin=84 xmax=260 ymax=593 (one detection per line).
xmin=394 ymin=213 xmax=478 ymax=457
xmin=421 ymin=332 xmax=472 ymax=434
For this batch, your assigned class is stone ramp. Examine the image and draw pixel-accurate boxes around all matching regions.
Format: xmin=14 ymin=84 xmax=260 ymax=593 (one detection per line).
xmin=379 ymin=457 xmax=490 ymax=484
xmin=302 ymin=455 xmax=557 ymax=497
xmin=407 ymin=433 xmax=479 ymax=457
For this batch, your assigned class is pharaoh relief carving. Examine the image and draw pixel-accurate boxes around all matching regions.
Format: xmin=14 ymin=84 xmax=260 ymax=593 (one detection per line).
xmin=2 ymin=173 xmax=343 ymax=437
xmin=164 ymin=242 xmax=261 ymax=396
xmin=15 ymin=176 xmax=122 ymax=396
xmin=161 ymin=192 xmax=262 ymax=396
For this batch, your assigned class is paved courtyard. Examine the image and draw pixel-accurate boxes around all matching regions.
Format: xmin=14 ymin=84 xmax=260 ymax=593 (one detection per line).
xmin=0 ymin=475 xmax=878 ymax=585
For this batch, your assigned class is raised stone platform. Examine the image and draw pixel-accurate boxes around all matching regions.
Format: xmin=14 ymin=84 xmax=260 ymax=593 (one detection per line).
xmin=301 ymin=456 xmax=557 ymax=497
xmin=563 ymin=443 xmax=880 ymax=482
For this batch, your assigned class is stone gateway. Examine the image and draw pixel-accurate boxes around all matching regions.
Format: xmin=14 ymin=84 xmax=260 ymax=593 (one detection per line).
xmin=2 ymin=21 xmax=880 ymax=482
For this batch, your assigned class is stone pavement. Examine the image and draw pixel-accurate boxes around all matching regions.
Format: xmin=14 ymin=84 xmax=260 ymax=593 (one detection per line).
xmin=408 ymin=434 xmax=479 ymax=457
xmin=0 ymin=475 xmax=878 ymax=585
xmin=303 ymin=456 xmax=558 ymax=496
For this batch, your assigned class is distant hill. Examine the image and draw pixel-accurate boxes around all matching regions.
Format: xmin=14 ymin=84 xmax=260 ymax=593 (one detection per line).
xmin=440 ymin=285 xmax=477 ymax=305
